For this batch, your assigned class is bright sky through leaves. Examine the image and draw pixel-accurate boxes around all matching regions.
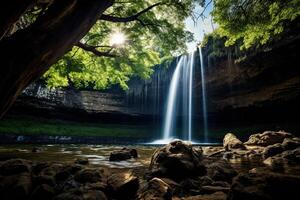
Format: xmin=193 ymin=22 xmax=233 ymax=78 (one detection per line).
xmin=185 ymin=2 xmax=214 ymax=52
xmin=110 ymin=32 xmax=126 ymax=46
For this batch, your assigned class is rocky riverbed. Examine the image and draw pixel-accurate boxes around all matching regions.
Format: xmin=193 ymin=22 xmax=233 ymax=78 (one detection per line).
xmin=0 ymin=130 xmax=299 ymax=200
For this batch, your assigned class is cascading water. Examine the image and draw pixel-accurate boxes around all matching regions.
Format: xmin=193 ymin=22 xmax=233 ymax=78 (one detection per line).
xmin=188 ymin=52 xmax=194 ymax=141
xmin=151 ymin=52 xmax=195 ymax=144
xmin=199 ymin=47 xmax=208 ymax=142
xmin=162 ymin=57 xmax=184 ymax=141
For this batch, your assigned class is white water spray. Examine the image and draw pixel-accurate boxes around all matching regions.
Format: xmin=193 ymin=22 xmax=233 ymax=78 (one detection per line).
xmin=188 ymin=52 xmax=194 ymax=141
xmin=199 ymin=47 xmax=208 ymax=142
xmin=162 ymin=57 xmax=184 ymax=139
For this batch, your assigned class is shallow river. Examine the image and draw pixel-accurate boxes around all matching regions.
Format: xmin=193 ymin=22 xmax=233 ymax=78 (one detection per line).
xmin=0 ymin=144 xmax=267 ymax=173
xmin=0 ymin=144 xmax=157 ymax=169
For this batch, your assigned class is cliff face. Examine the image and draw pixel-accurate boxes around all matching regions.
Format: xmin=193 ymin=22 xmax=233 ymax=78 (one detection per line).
xmin=9 ymin=37 xmax=300 ymax=125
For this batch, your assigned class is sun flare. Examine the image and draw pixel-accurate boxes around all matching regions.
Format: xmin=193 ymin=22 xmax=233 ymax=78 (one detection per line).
xmin=110 ymin=31 xmax=126 ymax=46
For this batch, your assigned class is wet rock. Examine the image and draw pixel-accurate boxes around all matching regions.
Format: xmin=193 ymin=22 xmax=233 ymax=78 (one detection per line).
xmin=227 ymin=172 xmax=300 ymax=200
xmin=33 ymin=174 xmax=56 ymax=186
xmin=38 ymin=163 xmax=79 ymax=183
xmin=211 ymin=181 xmax=231 ymax=188
xmin=0 ymin=159 xmax=31 ymax=175
xmin=137 ymin=178 xmax=172 ymax=200
xmin=203 ymin=147 xmax=224 ymax=156
xmin=180 ymin=178 xmax=206 ymax=195
xmin=54 ymin=189 xmax=107 ymax=200
xmin=84 ymin=182 xmax=107 ymax=191
xmin=183 ymin=191 xmax=227 ymax=200
xmin=107 ymin=172 xmax=139 ymax=199
xmin=53 ymin=189 xmax=83 ymax=200
xmin=245 ymin=131 xmax=293 ymax=147
xmin=83 ymin=190 xmax=107 ymax=200
xmin=282 ymin=137 xmax=300 ymax=150
xmin=32 ymin=162 xmax=51 ymax=175
xmin=109 ymin=148 xmax=138 ymax=161
xmin=40 ymin=163 xmax=64 ymax=177
xmin=281 ymin=147 xmax=300 ymax=163
xmin=262 ymin=143 xmax=284 ymax=159
xmin=200 ymin=185 xmax=230 ymax=194
xmin=149 ymin=140 xmax=206 ymax=181
xmin=32 ymin=147 xmax=40 ymax=153
xmin=222 ymin=152 xmax=234 ymax=160
xmin=30 ymin=184 xmax=55 ymax=200
xmin=205 ymin=159 xmax=237 ymax=183
xmin=55 ymin=168 xmax=72 ymax=182
xmin=223 ymin=133 xmax=245 ymax=151
xmin=74 ymin=168 xmax=107 ymax=184
xmin=263 ymin=156 xmax=286 ymax=170
xmin=75 ymin=158 xmax=89 ymax=165
xmin=0 ymin=172 xmax=32 ymax=200
xmin=263 ymin=147 xmax=300 ymax=170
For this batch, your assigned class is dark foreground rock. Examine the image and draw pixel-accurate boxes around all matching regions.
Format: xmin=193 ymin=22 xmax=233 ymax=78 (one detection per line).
xmin=149 ymin=140 xmax=206 ymax=181
xmin=228 ymin=171 xmax=300 ymax=200
xmin=137 ymin=177 xmax=172 ymax=200
xmin=107 ymin=172 xmax=139 ymax=199
xmin=109 ymin=148 xmax=138 ymax=161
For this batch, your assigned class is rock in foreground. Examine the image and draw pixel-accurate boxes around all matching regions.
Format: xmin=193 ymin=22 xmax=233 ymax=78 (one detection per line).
xmin=223 ymin=133 xmax=246 ymax=150
xmin=245 ymin=131 xmax=293 ymax=147
xmin=109 ymin=148 xmax=138 ymax=161
xmin=228 ymin=171 xmax=300 ymax=200
xmin=149 ymin=140 xmax=206 ymax=181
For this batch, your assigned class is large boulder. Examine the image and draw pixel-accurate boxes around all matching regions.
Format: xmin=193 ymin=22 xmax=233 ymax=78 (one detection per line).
xmin=227 ymin=171 xmax=300 ymax=200
xmin=109 ymin=148 xmax=138 ymax=161
xmin=107 ymin=172 xmax=139 ymax=199
xmin=137 ymin=178 xmax=172 ymax=200
xmin=149 ymin=140 xmax=206 ymax=181
xmin=0 ymin=159 xmax=31 ymax=175
xmin=0 ymin=172 xmax=32 ymax=200
xmin=282 ymin=137 xmax=300 ymax=150
xmin=263 ymin=147 xmax=300 ymax=170
xmin=223 ymin=133 xmax=246 ymax=151
xmin=262 ymin=143 xmax=284 ymax=159
xmin=74 ymin=168 xmax=108 ymax=184
xmin=245 ymin=131 xmax=293 ymax=147
xmin=75 ymin=158 xmax=89 ymax=165
xmin=205 ymin=159 xmax=237 ymax=183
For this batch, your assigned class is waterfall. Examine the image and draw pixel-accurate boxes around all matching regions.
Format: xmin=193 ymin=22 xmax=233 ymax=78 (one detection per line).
xmin=199 ymin=47 xmax=208 ymax=142
xmin=162 ymin=57 xmax=184 ymax=140
xmin=188 ymin=52 xmax=194 ymax=141
xmin=149 ymin=52 xmax=194 ymax=144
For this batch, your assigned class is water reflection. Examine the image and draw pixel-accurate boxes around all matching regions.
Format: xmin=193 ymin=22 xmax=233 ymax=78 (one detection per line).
xmin=0 ymin=144 xmax=156 ymax=169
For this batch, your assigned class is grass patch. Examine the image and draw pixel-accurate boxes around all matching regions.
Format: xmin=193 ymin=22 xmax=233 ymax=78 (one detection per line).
xmin=0 ymin=117 xmax=154 ymax=138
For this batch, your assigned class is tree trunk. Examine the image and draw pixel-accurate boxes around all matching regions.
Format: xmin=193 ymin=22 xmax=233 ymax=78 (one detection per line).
xmin=0 ymin=0 xmax=34 ymax=40
xmin=0 ymin=0 xmax=113 ymax=118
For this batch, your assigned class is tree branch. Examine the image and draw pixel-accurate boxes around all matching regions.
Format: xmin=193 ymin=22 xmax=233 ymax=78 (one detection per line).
xmin=197 ymin=0 xmax=213 ymax=20
xmin=75 ymin=42 xmax=117 ymax=58
xmin=99 ymin=2 xmax=161 ymax=23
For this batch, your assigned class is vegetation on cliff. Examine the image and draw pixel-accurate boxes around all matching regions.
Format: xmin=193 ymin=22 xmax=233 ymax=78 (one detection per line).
xmin=212 ymin=0 xmax=300 ymax=49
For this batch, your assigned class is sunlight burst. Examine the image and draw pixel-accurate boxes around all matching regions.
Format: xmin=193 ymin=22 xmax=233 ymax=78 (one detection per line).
xmin=110 ymin=31 xmax=126 ymax=46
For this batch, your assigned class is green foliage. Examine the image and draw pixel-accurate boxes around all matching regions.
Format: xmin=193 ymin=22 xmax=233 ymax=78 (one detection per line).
xmin=212 ymin=0 xmax=300 ymax=49
xmin=201 ymin=31 xmax=228 ymax=58
xmin=44 ymin=0 xmax=201 ymax=90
